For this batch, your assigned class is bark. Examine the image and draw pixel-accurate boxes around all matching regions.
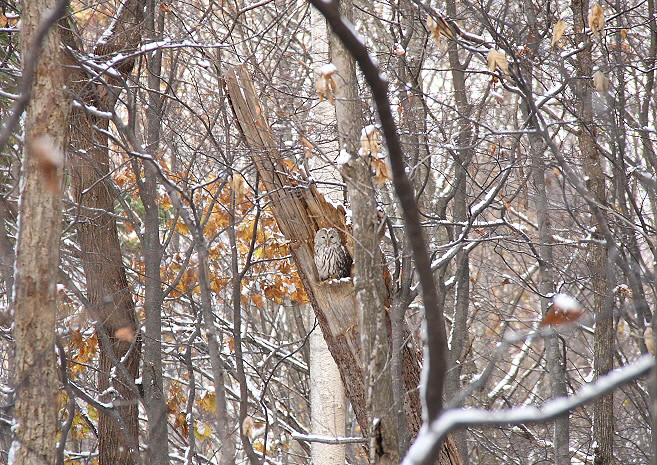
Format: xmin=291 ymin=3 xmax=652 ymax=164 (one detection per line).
xmin=197 ymin=236 xmax=235 ymax=465
xmin=309 ymin=329 xmax=347 ymax=465
xmin=323 ymin=0 xmax=400 ymax=462
xmin=141 ymin=2 xmax=169 ymax=463
xmin=571 ymin=0 xmax=613 ymax=463
xmin=520 ymin=4 xmax=570 ymax=461
xmin=393 ymin=2 xmax=430 ymax=454
xmin=0 ymin=199 xmax=15 ymax=304
xmin=225 ymin=64 xmax=462 ymax=465
xmin=529 ymin=133 xmax=570 ymax=463
xmin=442 ymin=0 xmax=473 ymax=460
xmin=229 ymin=192 xmax=260 ymax=465
xmin=309 ymin=6 xmax=347 ymax=465
xmin=643 ymin=0 xmax=657 ymax=461
xmin=63 ymin=2 xmax=145 ymax=463
xmin=10 ymin=1 xmax=68 ymax=463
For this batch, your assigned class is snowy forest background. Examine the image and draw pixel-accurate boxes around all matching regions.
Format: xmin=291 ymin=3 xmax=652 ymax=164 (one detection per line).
xmin=1 ymin=0 xmax=657 ymax=464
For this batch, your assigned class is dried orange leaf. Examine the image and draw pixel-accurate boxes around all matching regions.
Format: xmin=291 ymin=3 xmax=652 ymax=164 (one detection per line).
xmin=593 ymin=70 xmax=610 ymax=92
xmin=299 ymin=135 xmax=314 ymax=159
xmin=588 ymin=4 xmax=605 ymax=38
xmin=115 ymin=327 xmax=135 ymax=342
xmin=551 ymin=19 xmax=567 ymax=47
xmin=487 ymin=49 xmax=509 ymax=76
xmin=224 ymin=335 xmax=235 ymax=352
xmin=372 ymin=158 xmax=391 ymax=185
xmin=315 ymin=63 xmax=338 ymax=105
xmin=427 ymin=15 xmax=455 ymax=48
xmin=243 ymin=416 xmax=255 ymax=438
xmin=644 ymin=327 xmax=655 ymax=356
xmin=360 ymin=125 xmax=380 ymax=157
xmin=540 ymin=293 xmax=584 ymax=327
xmin=32 ymin=136 xmax=64 ymax=193
xmin=251 ymin=293 xmax=264 ymax=309
xmin=231 ymin=173 xmax=247 ymax=203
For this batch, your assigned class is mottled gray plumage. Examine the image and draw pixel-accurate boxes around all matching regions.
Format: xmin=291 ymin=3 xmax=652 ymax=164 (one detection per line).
xmin=314 ymin=227 xmax=351 ymax=280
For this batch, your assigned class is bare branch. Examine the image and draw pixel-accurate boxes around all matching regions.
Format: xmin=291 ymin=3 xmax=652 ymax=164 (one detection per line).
xmin=403 ymin=355 xmax=655 ymax=465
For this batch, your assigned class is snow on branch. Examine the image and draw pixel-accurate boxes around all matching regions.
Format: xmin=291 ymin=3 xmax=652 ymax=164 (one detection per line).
xmin=402 ymin=355 xmax=655 ymax=465
xmin=291 ymin=432 xmax=367 ymax=444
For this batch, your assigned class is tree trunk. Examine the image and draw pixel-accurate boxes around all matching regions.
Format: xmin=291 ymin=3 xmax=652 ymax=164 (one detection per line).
xmin=10 ymin=1 xmax=68 ymax=463
xmin=63 ymin=2 xmax=145 ymax=463
xmin=327 ymin=0 xmax=400 ymax=459
xmin=571 ymin=0 xmax=614 ymax=463
xmin=141 ymin=2 xmax=169 ymax=463
xmin=308 ymin=6 xmax=347 ymax=465
xmin=197 ymin=236 xmax=235 ymax=465
xmin=519 ymin=4 xmax=570 ymax=460
xmin=441 ymin=0 xmax=474 ymax=460
xmin=529 ymin=133 xmax=570 ymax=463
xmin=224 ymin=64 xmax=462 ymax=465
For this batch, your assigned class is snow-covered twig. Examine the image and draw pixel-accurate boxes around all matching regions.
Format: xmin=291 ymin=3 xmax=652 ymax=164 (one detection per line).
xmin=291 ymin=432 xmax=367 ymax=444
xmin=403 ymin=355 xmax=654 ymax=465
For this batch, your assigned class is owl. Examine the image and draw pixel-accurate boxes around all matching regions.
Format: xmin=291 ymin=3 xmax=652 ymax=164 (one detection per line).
xmin=314 ymin=228 xmax=352 ymax=281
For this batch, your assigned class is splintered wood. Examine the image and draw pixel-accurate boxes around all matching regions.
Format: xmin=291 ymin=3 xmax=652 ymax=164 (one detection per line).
xmin=224 ymin=64 xmax=462 ymax=465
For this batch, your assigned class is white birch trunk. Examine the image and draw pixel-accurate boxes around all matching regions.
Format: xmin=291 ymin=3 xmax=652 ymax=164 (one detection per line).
xmin=309 ymin=328 xmax=346 ymax=465
xmin=308 ymin=7 xmax=346 ymax=465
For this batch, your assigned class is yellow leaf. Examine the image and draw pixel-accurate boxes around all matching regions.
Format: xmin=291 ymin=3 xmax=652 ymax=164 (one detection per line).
xmin=588 ymin=5 xmax=605 ymax=38
xmin=198 ymin=392 xmax=217 ymax=412
xmin=175 ymin=220 xmax=190 ymax=235
xmin=174 ymin=412 xmax=188 ymax=437
xmin=593 ymin=70 xmax=610 ymax=92
xmin=157 ymin=193 xmax=172 ymax=211
xmin=87 ymin=405 xmax=98 ymax=421
xmin=253 ymin=440 xmax=265 ymax=453
xmin=487 ymin=49 xmax=509 ymax=76
xmin=194 ymin=422 xmax=212 ymax=441
xmin=551 ymin=19 xmax=567 ymax=47
xmin=620 ymin=28 xmax=628 ymax=39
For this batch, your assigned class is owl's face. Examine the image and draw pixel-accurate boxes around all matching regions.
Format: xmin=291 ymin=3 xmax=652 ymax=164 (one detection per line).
xmin=315 ymin=228 xmax=329 ymax=246
xmin=327 ymin=228 xmax=342 ymax=245
xmin=315 ymin=228 xmax=342 ymax=247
